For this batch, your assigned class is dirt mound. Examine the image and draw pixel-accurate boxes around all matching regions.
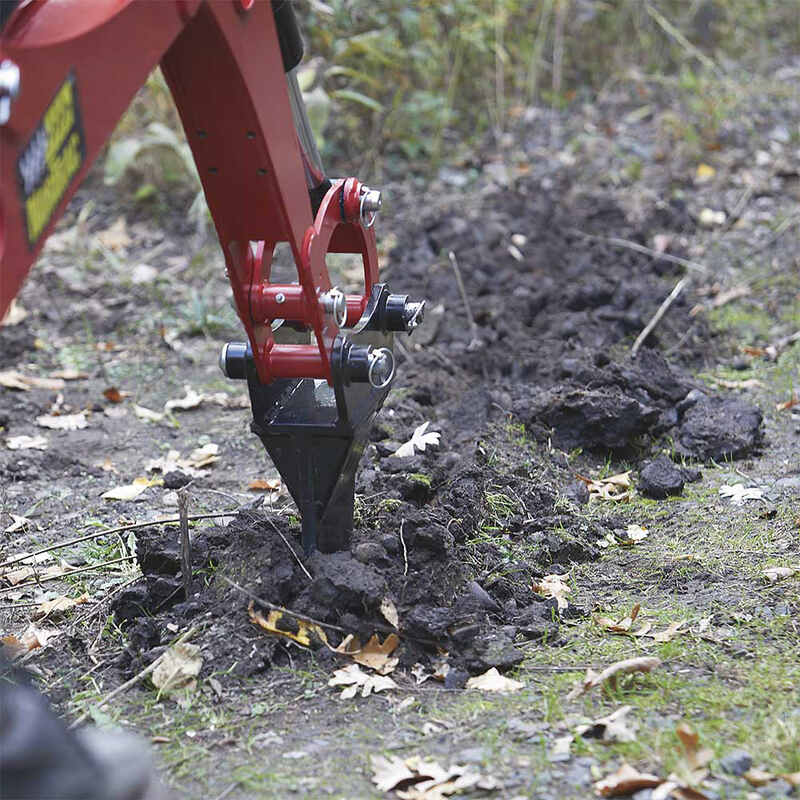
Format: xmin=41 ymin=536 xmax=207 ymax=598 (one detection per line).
xmin=116 ymin=429 xmax=618 ymax=678
xmin=111 ymin=172 xmax=763 ymax=681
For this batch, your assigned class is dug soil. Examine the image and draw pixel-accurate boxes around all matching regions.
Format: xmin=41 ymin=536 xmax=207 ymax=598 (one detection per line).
xmin=1 ymin=61 xmax=798 ymax=799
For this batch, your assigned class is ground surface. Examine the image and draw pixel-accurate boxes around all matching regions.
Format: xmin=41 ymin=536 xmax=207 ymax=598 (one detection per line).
xmin=1 ymin=56 xmax=799 ymax=800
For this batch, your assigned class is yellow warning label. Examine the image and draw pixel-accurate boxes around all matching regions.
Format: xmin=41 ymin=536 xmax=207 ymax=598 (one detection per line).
xmin=18 ymin=74 xmax=85 ymax=246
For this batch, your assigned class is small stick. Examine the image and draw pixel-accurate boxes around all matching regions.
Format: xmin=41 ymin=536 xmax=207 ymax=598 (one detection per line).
xmin=0 ymin=555 xmax=136 ymax=595
xmin=399 ymin=519 xmax=408 ymax=577
xmin=255 ymin=513 xmax=311 ymax=581
xmin=212 ymin=783 xmax=240 ymax=800
xmin=570 ymin=230 xmax=709 ymax=275
xmin=68 ymin=625 xmax=198 ymax=730
xmin=0 ymin=511 xmax=237 ymax=570
xmin=177 ymin=489 xmax=192 ymax=601
xmin=644 ymin=2 xmax=722 ymax=76
xmin=447 ymin=251 xmax=481 ymax=345
xmin=631 ymin=277 xmax=690 ymax=357
xmin=70 ymin=575 xmax=141 ymax=628
xmin=218 ymin=575 xmax=348 ymax=635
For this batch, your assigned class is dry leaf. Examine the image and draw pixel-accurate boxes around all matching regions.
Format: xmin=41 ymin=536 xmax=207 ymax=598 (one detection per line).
xmin=595 ymin=604 xmax=642 ymax=633
xmin=3 ymin=514 xmax=32 ymax=534
xmin=103 ymin=386 xmax=125 ymax=403
xmin=183 ymin=443 xmax=219 ymax=469
xmin=133 ymin=405 xmax=165 ymax=422
xmin=776 ymin=392 xmax=799 ymax=412
xmin=35 ymin=412 xmax=88 ymax=431
xmin=34 ymin=593 xmax=90 ymax=620
xmin=371 ymin=755 xmax=493 ymax=799
xmin=651 ymin=620 xmax=688 ymax=643
xmin=164 ymin=386 xmax=204 ymax=412
xmin=567 ymin=656 xmax=661 ymax=700
xmin=626 ymin=524 xmax=649 ymax=542
xmin=151 ymin=642 xmax=202 ymax=695
xmin=371 ymin=755 xmax=418 ymax=792
xmin=248 ymin=602 xmax=328 ymax=648
xmin=204 ymin=391 xmax=250 ymax=409
xmin=743 ymin=768 xmax=774 ymax=787
xmin=247 ymin=478 xmax=281 ymax=492
xmin=764 ymin=565 xmax=800 ymax=581
xmin=101 ymin=476 xmax=160 ymax=501
xmin=1 ymin=624 xmax=61 ymax=658
xmin=465 ymin=667 xmax=523 ymax=692
xmin=328 ymin=663 xmax=397 ymax=698
xmin=394 ymin=421 xmax=441 ymax=458
xmin=0 ymin=370 xmax=65 ymax=391
xmin=578 ymin=471 xmax=632 ymax=502
xmin=1 ymin=299 xmax=28 ymax=326
xmin=380 ymin=597 xmax=400 ymax=629
xmin=1 ymin=634 xmax=27 ymax=659
xmin=576 ymin=705 xmax=638 ymax=743
xmin=6 ymin=434 xmax=49 ymax=450
xmin=532 ymin=574 xmax=571 ymax=610
xmin=719 ymin=484 xmax=763 ymax=504
xmin=95 ymin=216 xmax=131 ymax=251
xmin=335 ymin=632 xmax=400 ymax=674
xmin=2 ymin=560 xmax=74 ymax=586
xmin=594 ymin=763 xmax=662 ymax=797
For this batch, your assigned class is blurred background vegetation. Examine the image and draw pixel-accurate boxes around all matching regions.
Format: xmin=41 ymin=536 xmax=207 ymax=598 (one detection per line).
xmin=107 ymin=0 xmax=800 ymax=214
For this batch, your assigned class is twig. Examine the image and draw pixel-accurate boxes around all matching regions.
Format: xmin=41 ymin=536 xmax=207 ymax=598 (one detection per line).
xmin=263 ymin=516 xmax=312 ymax=580
xmin=571 ymin=229 xmax=709 ymax=275
xmin=70 ymin=576 xmax=141 ymax=628
xmin=212 ymin=783 xmax=240 ymax=800
xmin=68 ymin=625 xmax=198 ymax=730
xmin=0 ymin=555 xmax=137 ymax=595
xmin=631 ymin=277 xmax=691 ymax=356
xmin=447 ymin=251 xmax=480 ymax=345
xmin=644 ymin=3 xmax=722 ymax=76
xmin=218 ymin=575 xmax=349 ymax=635
xmin=0 ymin=511 xmax=238 ymax=570
xmin=177 ymin=489 xmax=192 ymax=601
xmin=399 ymin=519 xmax=408 ymax=577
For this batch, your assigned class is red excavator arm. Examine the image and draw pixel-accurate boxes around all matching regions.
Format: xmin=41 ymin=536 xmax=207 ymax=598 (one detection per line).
xmin=0 ymin=0 xmax=424 ymax=554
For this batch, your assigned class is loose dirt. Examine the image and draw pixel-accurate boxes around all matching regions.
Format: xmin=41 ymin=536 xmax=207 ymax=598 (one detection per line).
xmin=1 ymin=60 xmax=799 ymax=800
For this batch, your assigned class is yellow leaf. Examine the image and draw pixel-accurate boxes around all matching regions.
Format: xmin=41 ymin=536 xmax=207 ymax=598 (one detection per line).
xmin=695 ymin=163 xmax=715 ymax=183
xmin=248 ymin=602 xmax=328 ymax=647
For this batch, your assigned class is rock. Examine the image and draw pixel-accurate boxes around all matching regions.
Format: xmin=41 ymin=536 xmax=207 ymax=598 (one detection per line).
xmin=308 ymin=551 xmax=386 ymax=613
xmin=402 ymin=606 xmax=453 ymax=639
xmin=464 ymin=581 xmax=502 ymax=613
xmin=163 ymin=470 xmax=191 ymax=489
xmin=112 ymin=584 xmax=151 ymax=622
xmin=513 ymin=603 xmax=558 ymax=641
xmin=717 ymin=749 xmax=753 ymax=776
xmin=519 ymin=386 xmax=659 ymax=451
xmin=632 ymin=790 xmax=654 ymax=800
xmin=352 ymin=542 xmax=387 ymax=565
xmin=135 ymin=529 xmax=181 ymax=576
xmin=460 ymin=629 xmax=524 ymax=674
xmin=638 ymin=455 xmax=685 ymax=498
xmin=759 ymin=779 xmax=793 ymax=797
xmin=443 ymin=668 xmax=469 ymax=690
xmin=676 ymin=397 xmax=762 ymax=461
